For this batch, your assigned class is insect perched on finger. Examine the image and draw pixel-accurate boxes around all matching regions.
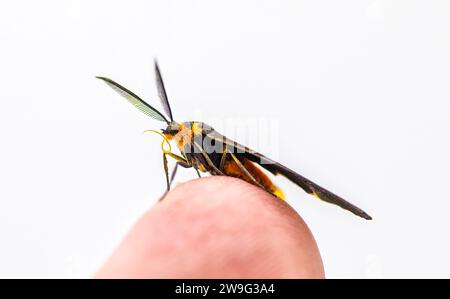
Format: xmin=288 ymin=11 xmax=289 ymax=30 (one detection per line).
xmin=96 ymin=60 xmax=372 ymax=220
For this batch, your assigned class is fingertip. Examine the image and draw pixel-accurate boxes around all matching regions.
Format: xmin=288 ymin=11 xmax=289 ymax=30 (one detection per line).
xmin=96 ymin=176 xmax=324 ymax=278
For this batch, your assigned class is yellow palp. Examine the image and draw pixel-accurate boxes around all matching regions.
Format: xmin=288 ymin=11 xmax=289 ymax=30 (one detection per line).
xmin=143 ymin=129 xmax=172 ymax=154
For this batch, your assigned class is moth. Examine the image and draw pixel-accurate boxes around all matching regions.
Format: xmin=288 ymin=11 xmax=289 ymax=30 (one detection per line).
xmin=97 ymin=61 xmax=371 ymax=220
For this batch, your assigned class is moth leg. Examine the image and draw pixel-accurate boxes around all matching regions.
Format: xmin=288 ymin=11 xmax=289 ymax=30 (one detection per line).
xmin=219 ymin=146 xmax=228 ymax=172
xmin=193 ymin=141 xmax=224 ymax=175
xmin=163 ymin=153 xmax=170 ymax=192
xmin=169 ymin=161 xmax=191 ymax=186
xmin=167 ymin=152 xmax=200 ymax=184
xmin=174 ymin=152 xmax=200 ymax=178
xmin=165 ymin=151 xmax=187 ymax=164
xmin=169 ymin=162 xmax=179 ymax=186
xmin=229 ymin=152 xmax=266 ymax=190
xmin=159 ymin=156 xmax=190 ymax=201
xmin=165 ymin=152 xmax=190 ymax=189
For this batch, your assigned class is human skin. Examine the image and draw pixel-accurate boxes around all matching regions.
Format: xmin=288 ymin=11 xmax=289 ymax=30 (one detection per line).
xmin=96 ymin=176 xmax=324 ymax=278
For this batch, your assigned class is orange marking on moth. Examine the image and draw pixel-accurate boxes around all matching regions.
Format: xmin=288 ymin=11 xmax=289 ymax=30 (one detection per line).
xmin=223 ymin=157 xmax=285 ymax=199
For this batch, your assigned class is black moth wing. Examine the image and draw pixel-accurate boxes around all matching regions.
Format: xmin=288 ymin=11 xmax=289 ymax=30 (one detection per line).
xmin=203 ymin=129 xmax=372 ymax=220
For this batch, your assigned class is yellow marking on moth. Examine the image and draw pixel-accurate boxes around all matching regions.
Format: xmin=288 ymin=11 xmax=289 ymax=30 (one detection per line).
xmin=312 ymin=191 xmax=320 ymax=199
xmin=164 ymin=133 xmax=174 ymax=140
xmin=196 ymin=162 xmax=207 ymax=172
xmin=192 ymin=122 xmax=203 ymax=136
xmin=169 ymin=123 xmax=193 ymax=150
xmin=273 ymin=188 xmax=286 ymax=200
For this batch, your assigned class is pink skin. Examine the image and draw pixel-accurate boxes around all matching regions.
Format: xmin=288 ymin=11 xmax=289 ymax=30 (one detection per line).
xmin=96 ymin=176 xmax=324 ymax=278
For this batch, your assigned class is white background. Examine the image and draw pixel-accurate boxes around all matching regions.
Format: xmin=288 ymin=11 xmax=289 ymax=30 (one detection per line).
xmin=1 ymin=0 xmax=449 ymax=278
